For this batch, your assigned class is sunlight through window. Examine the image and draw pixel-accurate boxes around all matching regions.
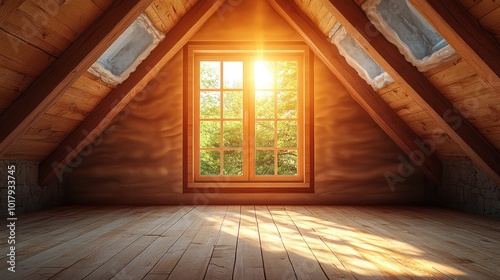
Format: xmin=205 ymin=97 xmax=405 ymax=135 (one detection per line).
xmin=186 ymin=44 xmax=312 ymax=190
xmin=193 ymin=54 xmax=304 ymax=183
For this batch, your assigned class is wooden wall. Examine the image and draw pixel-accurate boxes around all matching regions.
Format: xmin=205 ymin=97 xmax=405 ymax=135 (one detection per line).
xmin=459 ymin=0 xmax=500 ymax=42
xmin=67 ymin=0 xmax=424 ymax=204
xmin=0 ymin=0 xmax=197 ymax=160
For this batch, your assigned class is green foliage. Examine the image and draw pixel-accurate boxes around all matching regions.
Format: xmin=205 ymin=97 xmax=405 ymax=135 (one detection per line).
xmin=198 ymin=59 xmax=299 ymax=177
xmin=223 ymin=121 xmax=243 ymax=148
xmin=200 ymin=150 xmax=220 ymax=175
xmin=255 ymin=150 xmax=275 ymax=175
xmin=200 ymin=61 xmax=220 ymax=89
xmin=223 ymin=91 xmax=243 ymax=118
xmin=277 ymin=61 xmax=297 ymax=89
xmin=200 ymin=121 xmax=220 ymax=148
xmin=255 ymin=121 xmax=274 ymax=148
xmin=277 ymin=91 xmax=297 ymax=118
xmin=277 ymin=121 xmax=297 ymax=148
xmin=224 ymin=151 xmax=243 ymax=176
xmin=278 ymin=150 xmax=298 ymax=175
xmin=255 ymin=91 xmax=274 ymax=118
xmin=200 ymin=92 xmax=220 ymax=118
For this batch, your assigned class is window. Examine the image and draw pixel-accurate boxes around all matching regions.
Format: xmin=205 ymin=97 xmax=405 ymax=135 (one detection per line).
xmin=185 ymin=43 xmax=312 ymax=192
xmin=88 ymin=13 xmax=165 ymax=85
xmin=329 ymin=22 xmax=394 ymax=90
xmin=362 ymin=0 xmax=457 ymax=71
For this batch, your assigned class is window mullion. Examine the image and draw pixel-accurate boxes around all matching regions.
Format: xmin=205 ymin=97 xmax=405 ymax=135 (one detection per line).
xmin=246 ymin=56 xmax=255 ymax=181
xmin=273 ymin=61 xmax=278 ymax=176
xmin=219 ymin=61 xmax=224 ymax=176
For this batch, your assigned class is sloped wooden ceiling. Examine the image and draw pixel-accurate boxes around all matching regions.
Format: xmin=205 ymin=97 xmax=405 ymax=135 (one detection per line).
xmin=0 ymin=0 xmax=499 ymax=185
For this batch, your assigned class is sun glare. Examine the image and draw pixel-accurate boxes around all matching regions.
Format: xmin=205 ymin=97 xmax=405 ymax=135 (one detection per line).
xmin=254 ymin=60 xmax=274 ymax=89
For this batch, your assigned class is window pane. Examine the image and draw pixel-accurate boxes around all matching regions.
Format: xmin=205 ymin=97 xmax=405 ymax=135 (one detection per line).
xmin=278 ymin=150 xmax=298 ymax=175
xmin=200 ymin=91 xmax=220 ymax=119
xmin=224 ymin=150 xmax=243 ymax=176
xmin=200 ymin=150 xmax=220 ymax=175
xmin=223 ymin=121 xmax=243 ymax=148
xmin=223 ymin=61 xmax=243 ymax=89
xmin=255 ymin=91 xmax=274 ymax=119
xmin=255 ymin=121 xmax=275 ymax=148
xmin=200 ymin=61 xmax=220 ymax=89
xmin=200 ymin=121 xmax=220 ymax=148
xmin=277 ymin=121 xmax=297 ymax=148
xmin=277 ymin=61 xmax=297 ymax=89
xmin=277 ymin=91 xmax=297 ymax=119
xmin=223 ymin=91 xmax=243 ymax=119
xmin=254 ymin=61 xmax=274 ymax=89
xmin=255 ymin=150 xmax=275 ymax=176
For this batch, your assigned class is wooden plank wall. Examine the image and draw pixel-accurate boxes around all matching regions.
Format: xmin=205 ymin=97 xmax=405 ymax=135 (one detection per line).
xmin=459 ymin=0 xmax=500 ymax=41
xmin=0 ymin=0 xmax=498 ymax=162
xmin=0 ymin=0 xmax=198 ymax=160
xmin=297 ymin=0 xmax=500 ymax=160
xmin=66 ymin=0 xmax=424 ymax=205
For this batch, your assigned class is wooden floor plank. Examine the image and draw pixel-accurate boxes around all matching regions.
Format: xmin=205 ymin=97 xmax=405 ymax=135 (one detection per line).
xmin=167 ymin=206 xmax=227 ymax=280
xmin=112 ymin=206 xmax=209 ymax=279
xmin=254 ymin=205 xmax=296 ymax=280
xmin=352 ymin=206 xmax=495 ymax=279
xmin=8 ymin=207 xmax=139 ymax=278
xmin=233 ymin=206 xmax=265 ymax=280
xmin=284 ymin=206 xmax=356 ymax=279
xmin=1 ymin=205 xmax=499 ymax=280
xmin=328 ymin=206 xmax=449 ymax=279
xmin=204 ymin=205 xmax=241 ymax=280
xmin=50 ymin=207 xmax=182 ymax=279
xmin=147 ymin=205 xmax=209 ymax=277
xmin=307 ymin=206 xmax=398 ymax=279
xmin=268 ymin=206 xmax=328 ymax=280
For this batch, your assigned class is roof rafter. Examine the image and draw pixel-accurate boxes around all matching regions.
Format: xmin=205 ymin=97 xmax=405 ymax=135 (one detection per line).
xmin=408 ymin=0 xmax=500 ymax=93
xmin=323 ymin=0 xmax=500 ymax=185
xmin=0 ymin=0 xmax=154 ymax=157
xmin=38 ymin=0 xmax=226 ymax=185
xmin=266 ymin=0 xmax=443 ymax=185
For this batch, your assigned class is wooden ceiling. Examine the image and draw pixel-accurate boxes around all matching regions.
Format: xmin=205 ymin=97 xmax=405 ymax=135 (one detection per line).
xmin=0 ymin=0 xmax=498 ymax=185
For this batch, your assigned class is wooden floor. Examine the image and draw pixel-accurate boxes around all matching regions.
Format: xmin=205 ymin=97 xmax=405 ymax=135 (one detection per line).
xmin=1 ymin=205 xmax=499 ymax=279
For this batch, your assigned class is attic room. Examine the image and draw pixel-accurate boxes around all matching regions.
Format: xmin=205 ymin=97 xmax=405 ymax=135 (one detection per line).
xmin=0 ymin=0 xmax=499 ymax=278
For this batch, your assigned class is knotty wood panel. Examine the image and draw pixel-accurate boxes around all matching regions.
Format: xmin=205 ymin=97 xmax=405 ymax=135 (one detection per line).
xmin=375 ymin=59 xmax=499 ymax=158
xmin=1 ymin=205 xmax=499 ymax=279
xmin=0 ymin=0 xmax=154 ymax=159
xmin=145 ymin=0 xmax=199 ymax=34
xmin=332 ymin=0 xmax=500 ymax=183
xmin=3 ymin=114 xmax=83 ymax=160
xmin=1 ymin=0 xmax=106 ymax=57
xmin=295 ymin=0 xmax=336 ymax=36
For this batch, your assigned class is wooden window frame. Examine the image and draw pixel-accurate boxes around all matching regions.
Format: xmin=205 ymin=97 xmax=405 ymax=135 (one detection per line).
xmin=183 ymin=42 xmax=314 ymax=193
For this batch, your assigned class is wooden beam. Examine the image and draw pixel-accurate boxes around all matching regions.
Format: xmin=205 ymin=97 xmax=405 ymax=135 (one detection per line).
xmin=0 ymin=0 xmax=153 ymax=157
xmin=266 ymin=0 xmax=443 ymax=185
xmin=38 ymin=0 xmax=225 ymax=185
xmin=324 ymin=0 xmax=500 ymax=185
xmin=0 ymin=0 xmax=24 ymax=24
xmin=408 ymin=0 xmax=500 ymax=92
